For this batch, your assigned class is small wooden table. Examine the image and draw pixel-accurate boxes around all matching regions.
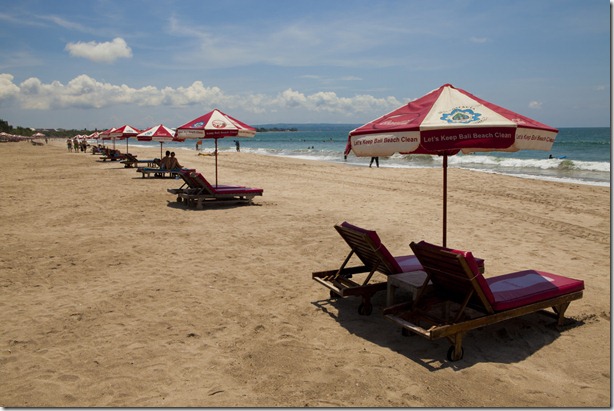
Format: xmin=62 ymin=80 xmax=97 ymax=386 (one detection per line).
xmin=386 ymin=270 xmax=430 ymax=307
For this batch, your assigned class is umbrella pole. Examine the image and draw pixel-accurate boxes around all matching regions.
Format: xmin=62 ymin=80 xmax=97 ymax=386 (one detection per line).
xmin=215 ymin=139 xmax=219 ymax=187
xmin=160 ymin=142 xmax=163 ymax=158
xmin=443 ymin=153 xmax=448 ymax=248
xmin=126 ymin=138 xmax=128 ymax=153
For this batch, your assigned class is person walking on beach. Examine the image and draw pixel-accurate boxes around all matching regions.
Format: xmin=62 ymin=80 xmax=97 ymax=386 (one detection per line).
xmin=235 ymin=140 xmax=240 ymax=152
xmin=66 ymin=138 xmax=72 ymax=152
xmin=369 ymin=157 xmax=379 ymax=168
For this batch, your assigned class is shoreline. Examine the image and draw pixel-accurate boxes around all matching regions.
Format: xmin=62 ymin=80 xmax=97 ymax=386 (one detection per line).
xmin=0 ymin=140 xmax=610 ymax=407
xmin=94 ymin=139 xmax=611 ymax=188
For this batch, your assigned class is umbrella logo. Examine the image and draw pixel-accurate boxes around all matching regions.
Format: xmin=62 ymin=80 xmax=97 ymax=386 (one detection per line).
xmin=192 ymin=122 xmax=205 ymax=128
xmin=441 ymin=108 xmax=482 ymax=124
xmin=212 ymin=120 xmax=227 ymax=129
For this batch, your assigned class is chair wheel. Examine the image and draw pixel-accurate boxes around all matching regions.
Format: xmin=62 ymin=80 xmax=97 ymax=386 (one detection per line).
xmin=447 ymin=346 xmax=464 ymax=361
xmin=358 ymin=303 xmax=373 ymax=316
xmin=329 ymin=290 xmax=338 ymax=299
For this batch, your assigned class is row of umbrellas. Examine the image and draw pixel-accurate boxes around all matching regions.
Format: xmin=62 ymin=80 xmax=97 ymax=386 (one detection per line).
xmin=97 ymin=109 xmax=257 ymax=186
xmin=96 ymin=84 xmax=558 ymax=247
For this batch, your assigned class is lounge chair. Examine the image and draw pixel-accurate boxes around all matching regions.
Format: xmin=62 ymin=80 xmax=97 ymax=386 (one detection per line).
xmin=120 ymin=153 xmax=158 ymax=168
xmin=383 ymin=241 xmax=584 ymax=361
xmin=176 ymin=171 xmax=263 ymax=209
xmin=167 ymin=169 xmax=203 ymax=197
xmin=312 ymin=223 xmax=485 ymax=315
xmin=136 ymin=166 xmax=192 ymax=178
xmin=167 ymin=169 xmax=246 ymax=199
xmin=312 ymin=222 xmax=424 ymax=315
xmin=98 ymin=148 xmax=129 ymax=162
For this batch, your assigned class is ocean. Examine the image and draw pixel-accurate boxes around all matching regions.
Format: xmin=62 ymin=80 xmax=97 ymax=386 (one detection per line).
xmin=125 ymin=125 xmax=610 ymax=187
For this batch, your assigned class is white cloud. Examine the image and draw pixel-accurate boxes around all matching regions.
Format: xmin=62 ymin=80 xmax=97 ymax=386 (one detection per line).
xmin=0 ymin=73 xmax=402 ymax=119
xmin=65 ymin=37 xmax=132 ymax=63
xmin=0 ymin=73 xmax=20 ymax=100
xmin=270 ymin=88 xmax=402 ymax=115
xmin=528 ymin=100 xmax=543 ymax=109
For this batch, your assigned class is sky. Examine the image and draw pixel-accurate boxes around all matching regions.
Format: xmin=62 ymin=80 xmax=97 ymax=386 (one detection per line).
xmin=0 ymin=0 xmax=610 ymax=130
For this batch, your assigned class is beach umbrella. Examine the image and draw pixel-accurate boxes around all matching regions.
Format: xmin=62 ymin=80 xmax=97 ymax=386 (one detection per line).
xmin=348 ymin=83 xmax=558 ymax=247
xmin=110 ymin=124 xmax=141 ymax=152
xmin=136 ymin=124 xmax=184 ymax=158
xmin=175 ymin=109 xmax=256 ymax=186
xmin=99 ymin=128 xmax=116 ymax=148
xmin=87 ymin=131 xmax=100 ymax=145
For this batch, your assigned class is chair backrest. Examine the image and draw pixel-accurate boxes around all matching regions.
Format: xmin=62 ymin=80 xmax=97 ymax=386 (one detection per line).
xmin=177 ymin=170 xmax=201 ymax=189
xmin=335 ymin=222 xmax=403 ymax=275
xmin=190 ymin=172 xmax=217 ymax=194
xmin=409 ymin=241 xmax=495 ymax=313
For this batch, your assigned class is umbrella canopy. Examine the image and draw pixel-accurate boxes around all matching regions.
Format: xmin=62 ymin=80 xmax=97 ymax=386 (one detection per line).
xmin=348 ymin=83 xmax=558 ymax=246
xmin=136 ymin=124 xmax=183 ymax=157
xmin=110 ymin=124 xmax=141 ymax=151
xmin=175 ymin=109 xmax=256 ymax=186
xmin=99 ymin=127 xmax=117 ymax=148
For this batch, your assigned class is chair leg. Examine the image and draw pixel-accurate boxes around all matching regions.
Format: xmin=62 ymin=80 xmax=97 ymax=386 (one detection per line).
xmin=553 ymin=302 xmax=571 ymax=326
xmin=358 ymin=294 xmax=373 ymax=316
xmin=446 ymin=332 xmax=466 ymax=361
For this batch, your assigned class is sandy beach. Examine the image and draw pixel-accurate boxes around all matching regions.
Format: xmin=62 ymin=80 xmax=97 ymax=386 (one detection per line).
xmin=0 ymin=140 xmax=610 ymax=407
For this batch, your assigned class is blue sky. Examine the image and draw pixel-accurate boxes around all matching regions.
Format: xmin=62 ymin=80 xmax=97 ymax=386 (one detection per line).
xmin=0 ymin=0 xmax=610 ymax=130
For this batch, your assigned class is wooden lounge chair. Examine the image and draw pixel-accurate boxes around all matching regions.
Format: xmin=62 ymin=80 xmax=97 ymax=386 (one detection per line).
xmin=176 ymin=171 xmax=263 ymax=209
xmin=99 ymin=149 xmax=128 ymax=162
xmin=312 ymin=223 xmax=485 ymax=316
xmin=136 ymin=167 xmax=192 ymax=178
xmin=167 ymin=169 xmax=246 ymax=200
xmin=312 ymin=222 xmax=425 ymax=315
xmin=167 ymin=169 xmax=203 ymax=198
xmin=120 ymin=153 xmax=158 ymax=168
xmin=383 ymin=241 xmax=584 ymax=361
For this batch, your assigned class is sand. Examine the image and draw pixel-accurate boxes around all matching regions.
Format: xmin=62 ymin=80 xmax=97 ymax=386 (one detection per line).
xmin=0 ymin=140 xmax=610 ymax=407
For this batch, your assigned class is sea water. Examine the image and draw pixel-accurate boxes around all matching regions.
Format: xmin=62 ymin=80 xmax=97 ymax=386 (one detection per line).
xmin=127 ymin=126 xmax=610 ymax=187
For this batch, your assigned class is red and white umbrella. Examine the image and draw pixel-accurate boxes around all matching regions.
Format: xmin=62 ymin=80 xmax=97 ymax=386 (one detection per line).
xmin=348 ymin=83 xmax=558 ymax=246
xmin=110 ymin=124 xmax=141 ymax=152
xmin=175 ymin=109 xmax=256 ymax=186
xmin=99 ymin=128 xmax=116 ymax=145
xmin=136 ymin=124 xmax=184 ymax=158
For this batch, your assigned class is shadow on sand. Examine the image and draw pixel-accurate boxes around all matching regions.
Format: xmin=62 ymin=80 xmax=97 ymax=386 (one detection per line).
xmin=311 ymin=291 xmax=584 ymax=371
xmin=165 ymin=199 xmax=262 ymax=211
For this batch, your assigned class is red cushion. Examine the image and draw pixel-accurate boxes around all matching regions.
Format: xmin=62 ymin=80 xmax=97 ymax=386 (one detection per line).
xmin=486 ymin=270 xmax=584 ymax=311
xmin=213 ymin=187 xmax=263 ymax=195
xmin=447 ymin=249 xmax=495 ymax=305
